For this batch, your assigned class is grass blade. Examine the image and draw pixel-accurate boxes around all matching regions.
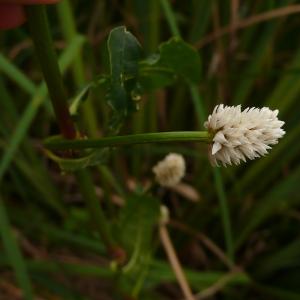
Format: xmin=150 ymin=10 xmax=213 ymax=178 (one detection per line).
xmin=0 ymin=35 xmax=85 ymax=182
xmin=0 ymin=196 xmax=34 ymax=300
xmin=0 ymin=54 xmax=36 ymax=95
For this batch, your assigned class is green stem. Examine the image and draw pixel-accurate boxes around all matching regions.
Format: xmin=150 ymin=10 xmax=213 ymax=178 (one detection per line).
xmin=56 ymin=0 xmax=99 ymax=137
xmin=147 ymin=0 xmax=160 ymax=132
xmin=189 ymin=84 xmax=206 ymax=125
xmin=213 ymin=168 xmax=234 ymax=262
xmin=148 ymin=0 xmax=160 ymax=53
xmin=45 ymin=131 xmax=210 ymax=150
xmin=159 ymin=0 xmax=181 ymax=37
xmin=99 ymin=166 xmax=125 ymax=197
xmin=25 ymin=5 xmax=76 ymax=139
xmin=56 ymin=0 xmax=85 ymax=85
xmin=160 ymin=0 xmax=206 ymax=126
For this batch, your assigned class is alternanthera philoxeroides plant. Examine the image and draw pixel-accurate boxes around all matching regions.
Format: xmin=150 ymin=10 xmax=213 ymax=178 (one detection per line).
xmin=45 ymin=104 xmax=285 ymax=167
xmin=25 ymin=9 xmax=285 ymax=169
xmin=25 ymin=3 xmax=286 ymax=288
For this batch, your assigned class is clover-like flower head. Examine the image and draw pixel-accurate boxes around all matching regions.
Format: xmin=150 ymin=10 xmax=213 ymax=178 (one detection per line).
xmin=204 ymin=104 xmax=285 ymax=166
xmin=152 ymin=153 xmax=186 ymax=187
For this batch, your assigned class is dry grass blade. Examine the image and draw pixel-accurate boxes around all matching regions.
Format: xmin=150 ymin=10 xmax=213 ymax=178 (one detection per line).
xmin=230 ymin=0 xmax=239 ymax=49
xmin=195 ymin=4 xmax=300 ymax=48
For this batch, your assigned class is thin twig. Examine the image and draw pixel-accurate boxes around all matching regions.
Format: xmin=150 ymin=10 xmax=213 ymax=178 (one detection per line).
xmin=211 ymin=3 xmax=227 ymax=99
xmin=159 ymin=223 xmax=196 ymax=300
xmin=230 ymin=0 xmax=239 ymax=50
xmin=195 ymin=4 xmax=300 ymax=48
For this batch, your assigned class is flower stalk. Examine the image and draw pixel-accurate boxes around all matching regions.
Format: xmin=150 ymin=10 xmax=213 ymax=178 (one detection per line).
xmin=25 ymin=5 xmax=76 ymax=139
xmin=44 ymin=131 xmax=211 ymax=150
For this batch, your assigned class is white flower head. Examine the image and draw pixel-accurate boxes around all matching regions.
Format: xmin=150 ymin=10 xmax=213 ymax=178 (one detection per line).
xmin=204 ymin=104 xmax=285 ymax=166
xmin=152 ymin=153 xmax=186 ymax=187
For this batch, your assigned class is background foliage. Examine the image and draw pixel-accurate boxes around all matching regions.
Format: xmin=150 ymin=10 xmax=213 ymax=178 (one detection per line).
xmin=1 ymin=0 xmax=300 ymax=299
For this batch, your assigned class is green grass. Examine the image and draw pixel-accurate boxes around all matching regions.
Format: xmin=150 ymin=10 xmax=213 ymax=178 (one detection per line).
xmin=0 ymin=196 xmax=33 ymax=300
xmin=1 ymin=0 xmax=300 ymax=299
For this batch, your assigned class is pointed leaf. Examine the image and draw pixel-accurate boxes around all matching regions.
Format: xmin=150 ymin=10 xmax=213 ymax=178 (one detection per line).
xmin=44 ymin=136 xmax=110 ymax=172
xmin=106 ymin=26 xmax=142 ymax=131
xmin=139 ymin=37 xmax=201 ymax=91
xmin=69 ymin=76 xmax=108 ymax=117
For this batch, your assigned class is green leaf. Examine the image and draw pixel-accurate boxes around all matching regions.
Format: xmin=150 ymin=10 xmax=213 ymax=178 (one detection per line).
xmin=139 ymin=37 xmax=201 ymax=90
xmin=159 ymin=37 xmax=201 ymax=83
xmin=69 ymin=76 xmax=108 ymax=117
xmin=118 ymin=194 xmax=160 ymax=273
xmin=138 ymin=57 xmax=176 ymax=91
xmin=69 ymin=85 xmax=91 ymax=117
xmin=0 ymin=54 xmax=36 ymax=95
xmin=45 ymin=148 xmax=109 ymax=172
xmin=44 ymin=136 xmax=110 ymax=172
xmin=116 ymin=193 xmax=160 ymax=295
xmin=106 ymin=26 xmax=142 ymax=131
xmin=109 ymin=27 xmax=142 ymax=81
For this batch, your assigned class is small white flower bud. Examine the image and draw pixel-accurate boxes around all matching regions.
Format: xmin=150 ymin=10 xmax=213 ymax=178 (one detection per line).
xmin=152 ymin=153 xmax=186 ymax=187
xmin=204 ymin=104 xmax=285 ymax=166
xmin=159 ymin=205 xmax=170 ymax=225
